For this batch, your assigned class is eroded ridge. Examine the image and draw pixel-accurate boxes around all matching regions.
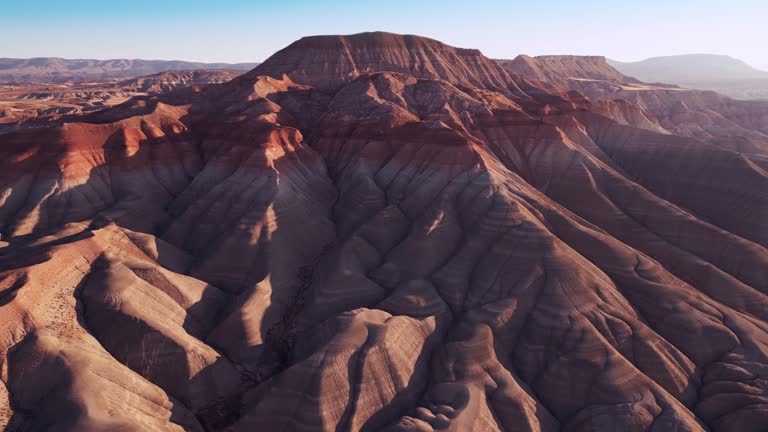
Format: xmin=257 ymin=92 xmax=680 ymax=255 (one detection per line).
xmin=0 ymin=32 xmax=766 ymax=432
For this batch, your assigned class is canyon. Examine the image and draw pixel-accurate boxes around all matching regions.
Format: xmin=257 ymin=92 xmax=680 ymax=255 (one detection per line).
xmin=0 ymin=32 xmax=766 ymax=432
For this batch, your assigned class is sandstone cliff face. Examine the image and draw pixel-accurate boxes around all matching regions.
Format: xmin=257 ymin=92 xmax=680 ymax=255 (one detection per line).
xmin=0 ymin=32 xmax=766 ymax=432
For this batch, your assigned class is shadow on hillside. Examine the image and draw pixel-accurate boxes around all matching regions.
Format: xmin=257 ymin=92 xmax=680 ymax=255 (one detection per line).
xmin=0 ymin=86 xmax=346 ymax=431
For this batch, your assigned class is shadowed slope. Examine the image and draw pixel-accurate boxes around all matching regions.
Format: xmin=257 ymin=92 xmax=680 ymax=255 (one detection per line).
xmin=0 ymin=32 xmax=766 ymax=432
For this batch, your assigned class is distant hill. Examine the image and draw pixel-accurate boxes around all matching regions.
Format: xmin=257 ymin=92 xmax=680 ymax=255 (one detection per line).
xmin=0 ymin=58 xmax=260 ymax=83
xmin=609 ymin=54 xmax=768 ymax=100
xmin=497 ymin=54 xmax=635 ymax=88
xmin=118 ymin=69 xmax=245 ymax=93
xmin=0 ymin=69 xmax=249 ymax=130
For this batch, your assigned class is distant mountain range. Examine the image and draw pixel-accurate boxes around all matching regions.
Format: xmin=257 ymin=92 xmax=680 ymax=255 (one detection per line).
xmin=609 ymin=54 xmax=768 ymax=100
xmin=4 ymin=54 xmax=767 ymax=99
xmin=0 ymin=57 xmax=260 ymax=83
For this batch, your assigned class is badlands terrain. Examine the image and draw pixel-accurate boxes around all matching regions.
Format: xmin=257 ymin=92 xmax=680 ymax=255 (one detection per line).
xmin=0 ymin=58 xmax=258 ymax=83
xmin=0 ymin=69 xmax=248 ymax=130
xmin=0 ymin=32 xmax=767 ymax=432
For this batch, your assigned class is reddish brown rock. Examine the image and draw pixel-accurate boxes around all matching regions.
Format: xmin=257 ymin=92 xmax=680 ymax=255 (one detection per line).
xmin=243 ymin=31 xmax=527 ymax=96
xmin=0 ymin=69 xmax=247 ymax=131
xmin=498 ymin=54 xmax=768 ymax=150
xmin=0 ymin=32 xmax=766 ymax=432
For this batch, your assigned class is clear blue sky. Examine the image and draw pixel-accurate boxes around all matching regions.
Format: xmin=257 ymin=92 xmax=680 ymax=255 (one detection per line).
xmin=2 ymin=0 xmax=767 ymax=70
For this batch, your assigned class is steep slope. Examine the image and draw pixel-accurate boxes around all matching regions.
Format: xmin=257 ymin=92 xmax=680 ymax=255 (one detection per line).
xmin=0 ymin=32 xmax=766 ymax=432
xmin=244 ymin=31 xmax=526 ymax=96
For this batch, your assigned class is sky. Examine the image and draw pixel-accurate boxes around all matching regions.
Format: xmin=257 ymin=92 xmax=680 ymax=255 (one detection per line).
xmin=2 ymin=0 xmax=767 ymax=70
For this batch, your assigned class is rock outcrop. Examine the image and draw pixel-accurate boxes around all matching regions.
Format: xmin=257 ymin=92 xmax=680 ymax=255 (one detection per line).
xmin=0 ymin=32 xmax=766 ymax=432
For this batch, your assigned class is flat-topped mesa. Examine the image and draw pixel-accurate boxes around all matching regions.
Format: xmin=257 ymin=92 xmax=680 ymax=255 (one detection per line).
xmin=498 ymin=54 xmax=630 ymax=85
xmin=242 ymin=31 xmax=526 ymax=95
xmin=535 ymin=55 xmax=629 ymax=81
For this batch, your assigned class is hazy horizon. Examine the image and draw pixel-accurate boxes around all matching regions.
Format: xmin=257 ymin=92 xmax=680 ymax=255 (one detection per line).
xmin=2 ymin=0 xmax=766 ymax=70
